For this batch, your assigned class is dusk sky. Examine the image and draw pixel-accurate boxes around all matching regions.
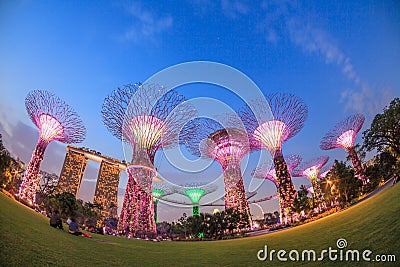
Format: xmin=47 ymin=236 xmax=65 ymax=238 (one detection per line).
xmin=1 ymin=0 xmax=399 ymax=222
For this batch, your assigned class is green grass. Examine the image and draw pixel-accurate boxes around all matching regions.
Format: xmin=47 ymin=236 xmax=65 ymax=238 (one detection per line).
xmin=1 ymin=184 xmax=399 ymax=266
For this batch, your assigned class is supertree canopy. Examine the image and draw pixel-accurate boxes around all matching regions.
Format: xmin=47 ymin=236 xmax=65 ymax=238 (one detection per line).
xmin=240 ymin=93 xmax=308 ymax=223
xmin=183 ymin=116 xmax=257 ymax=227
xmin=292 ymin=156 xmax=329 ymax=209
xmin=318 ymin=164 xmax=333 ymax=179
xmin=18 ymin=90 xmax=86 ymax=205
xmin=115 ymin=83 xmax=195 ymax=238
xmin=320 ymin=114 xmax=368 ymax=185
xmin=252 ymin=154 xmax=301 ymax=223
xmin=176 ymin=183 xmax=217 ymax=216
xmin=152 ymin=182 xmax=175 ymax=223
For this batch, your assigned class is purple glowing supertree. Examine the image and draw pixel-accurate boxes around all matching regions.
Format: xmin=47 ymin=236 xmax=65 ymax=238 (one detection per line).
xmin=292 ymin=156 xmax=329 ymax=210
xmin=176 ymin=183 xmax=218 ymax=216
xmin=240 ymin=93 xmax=308 ymax=223
xmin=318 ymin=164 xmax=333 ymax=179
xmin=18 ymin=90 xmax=86 ymax=205
xmin=183 ymin=116 xmax=258 ymax=227
xmin=320 ymin=114 xmax=368 ymax=185
xmin=102 ymin=83 xmax=143 ymax=235
xmin=252 ymin=154 xmax=301 ymax=224
xmin=118 ymin=84 xmax=195 ymax=238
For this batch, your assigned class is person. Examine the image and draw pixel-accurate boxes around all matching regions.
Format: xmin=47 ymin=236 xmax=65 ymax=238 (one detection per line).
xmin=68 ymin=218 xmax=82 ymax=236
xmin=49 ymin=210 xmax=63 ymax=230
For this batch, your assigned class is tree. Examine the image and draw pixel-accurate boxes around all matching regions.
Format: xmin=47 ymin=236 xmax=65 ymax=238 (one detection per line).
xmin=293 ymin=185 xmax=311 ymax=214
xmin=35 ymin=171 xmax=59 ymax=205
xmin=44 ymin=192 xmax=78 ymax=219
xmin=363 ymin=97 xmax=400 ymax=159
xmin=0 ymin=134 xmax=15 ymax=190
xmin=326 ymin=161 xmax=361 ymax=205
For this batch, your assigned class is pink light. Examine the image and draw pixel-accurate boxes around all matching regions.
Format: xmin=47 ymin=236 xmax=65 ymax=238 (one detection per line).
xmin=38 ymin=114 xmax=64 ymax=142
xmin=306 ymin=186 xmax=314 ymax=194
xmin=211 ymin=140 xmax=247 ymax=165
xmin=253 ymin=120 xmax=290 ymax=154
xmin=336 ymin=129 xmax=355 ymax=150
xmin=303 ymin=166 xmax=319 ymax=181
xmin=126 ymin=115 xmax=166 ymax=149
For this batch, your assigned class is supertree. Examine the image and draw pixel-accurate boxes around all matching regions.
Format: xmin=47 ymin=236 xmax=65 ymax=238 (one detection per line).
xmin=292 ymin=156 xmax=329 ymax=211
xmin=18 ymin=90 xmax=86 ymax=205
xmin=152 ymin=182 xmax=175 ymax=223
xmin=318 ymin=164 xmax=333 ymax=179
xmin=119 ymin=84 xmax=196 ymax=238
xmin=320 ymin=114 xmax=369 ymax=185
xmin=252 ymin=154 xmax=301 ymax=224
xmin=102 ymin=83 xmax=142 ymax=234
xmin=176 ymin=183 xmax=218 ymax=216
xmin=240 ymin=93 xmax=308 ymax=223
xmin=183 ymin=116 xmax=258 ymax=228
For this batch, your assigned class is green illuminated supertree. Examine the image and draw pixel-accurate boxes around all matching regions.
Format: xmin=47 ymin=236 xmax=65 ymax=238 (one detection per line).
xmin=176 ymin=183 xmax=217 ymax=216
xmin=240 ymin=93 xmax=308 ymax=224
xmin=152 ymin=182 xmax=174 ymax=223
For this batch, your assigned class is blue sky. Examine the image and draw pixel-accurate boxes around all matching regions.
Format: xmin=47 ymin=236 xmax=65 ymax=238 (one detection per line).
xmin=1 ymin=0 xmax=399 ymax=222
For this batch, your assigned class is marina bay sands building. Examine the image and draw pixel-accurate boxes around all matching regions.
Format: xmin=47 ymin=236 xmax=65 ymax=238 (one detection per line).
xmin=57 ymin=145 xmax=126 ymax=219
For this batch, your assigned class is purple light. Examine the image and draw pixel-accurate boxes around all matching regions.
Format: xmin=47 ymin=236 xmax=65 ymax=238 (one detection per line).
xmin=18 ymin=90 xmax=85 ymax=205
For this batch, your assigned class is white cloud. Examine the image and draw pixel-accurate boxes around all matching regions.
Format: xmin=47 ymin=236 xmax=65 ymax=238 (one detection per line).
xmin=123 ymin=2 xmax=173 ymax=44
xmin=340 ymin=84 xmax=393 ymax=116
xmin=221 ymin=0 xmax=249 ymax=18
xmin=286 ymin=18 xmax=360 ymax=84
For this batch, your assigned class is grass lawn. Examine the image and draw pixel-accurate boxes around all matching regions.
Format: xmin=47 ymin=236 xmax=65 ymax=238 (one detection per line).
xmin=1 ymin=183 xmax=399 ymax=266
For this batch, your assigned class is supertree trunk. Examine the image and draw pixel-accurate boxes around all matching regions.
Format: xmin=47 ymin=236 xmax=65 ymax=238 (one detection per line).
xmin=310 ymin=176 xmax=324 ymax=209
xmin=119 ymin=146 xmax=157 ymax=238
xmin=154 ymin=199 xmax=159 ymax=223
xmin=18 ymin=139 xmax=49 ymax=205
xmin=273 ymin=151 xmax=297 ymax=224
xmin=348 ymin=147 xmax=368 ymax=185
xmin=117 ymin=175 xmax=140 ymax=235
xmin=223 ymin=162 xmax=251 ymax=228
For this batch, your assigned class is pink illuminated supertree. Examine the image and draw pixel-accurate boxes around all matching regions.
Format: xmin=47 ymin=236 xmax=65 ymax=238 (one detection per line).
xmin=320 ymin=114 xmax=368 ymax=185
xmin=240 ymin=93 xmax=308 ymax=223
xmin=183 ymin=117 xmax=258 ymax=228
xmin=18 ymin=90 xmax=86 ymax=205
xmin=252 ymin=154 xmax=301 ymax=224
xmin=102 ymin=83 xmax=142 ymax=235
xmin=106 ymin=84 xmax=196 ymax=238
xmin=292 ymin=156 xmax=329 ymax=211
xmin=318 ymin=164 xmax=333 ymax=179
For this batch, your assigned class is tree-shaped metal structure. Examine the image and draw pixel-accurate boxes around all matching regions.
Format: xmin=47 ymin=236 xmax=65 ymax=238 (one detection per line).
xmin=240 ymin=93 xmax=308 ymax=223
xmin=252 ymin=154 xmax=301 ymax=224
xmin=102 ymin=83 xmax=144 ymax=235
xmin=152 ymin=182 xmax=175 ymax=223
xmin=117 ymin=84 xmax=196 ymax=238
xmin=292 ymin=156 xmax=329 ymax=210
xmin=318 ymin=164 xmax=333 ymax=179
xmin=18 ymin=90 xmax=86 ymax=205
xmin=183 ymin=116 xmax=258 ymax=228
xmin=176 ymin=183 xmax=217 ymax=216
xmin=320 ymin=114 xmax=368 ymax=185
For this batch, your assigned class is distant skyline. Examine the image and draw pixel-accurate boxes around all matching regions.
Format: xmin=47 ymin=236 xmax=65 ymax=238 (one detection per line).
xmin=1 ymin=1 xmax=399 ymax=221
